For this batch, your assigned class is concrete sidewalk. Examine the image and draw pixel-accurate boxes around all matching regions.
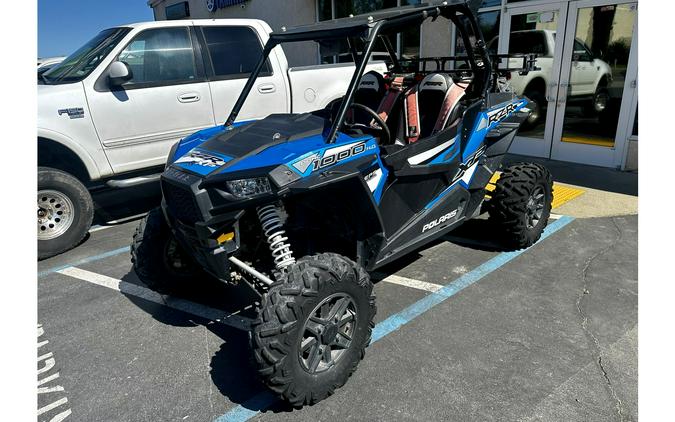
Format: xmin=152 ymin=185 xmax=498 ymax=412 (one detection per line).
xmin=505 ymin=154 xmax=638 ymax=218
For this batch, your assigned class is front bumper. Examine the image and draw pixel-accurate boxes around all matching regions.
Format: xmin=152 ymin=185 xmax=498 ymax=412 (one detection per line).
xmin=161 ymin=167 xmax=243 ymax=281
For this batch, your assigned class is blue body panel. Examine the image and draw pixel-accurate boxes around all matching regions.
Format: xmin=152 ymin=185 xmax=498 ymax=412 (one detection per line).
xmin=169 ymin=96 xmax=527 ymax=206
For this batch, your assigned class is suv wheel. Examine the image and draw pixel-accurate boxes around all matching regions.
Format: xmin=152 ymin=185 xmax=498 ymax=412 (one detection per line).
xmin=38 ymin=167 xmax=94 ymax=260
xmin=251 ymin=253 xmax=376 ymax=407
xmin=522 ymin=90 xmax=546 ymax=129
xmin=487 ymin=163 xmax=553 ymax=249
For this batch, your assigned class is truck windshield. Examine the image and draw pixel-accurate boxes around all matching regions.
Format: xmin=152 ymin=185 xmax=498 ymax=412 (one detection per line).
xmin=42 ymin=27 xmax=130 ymax=84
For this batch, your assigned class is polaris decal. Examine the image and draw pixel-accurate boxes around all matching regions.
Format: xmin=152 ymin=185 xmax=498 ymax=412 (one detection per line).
xmin=289 ymin=140 xmax=376 ymax=177
xmin=422 ymin=209 xmax=458 ymax=232
xmin=174 ymin=148 xmax=232 ymax=176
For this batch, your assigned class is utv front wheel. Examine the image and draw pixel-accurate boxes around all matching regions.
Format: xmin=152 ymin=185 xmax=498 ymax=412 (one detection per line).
xmin=487 ymin=163 xmax=553 ymax=249
xmin=252 ymin=253 xmax=376 ymax=407
xmin=131 ymin=207 xmax=201 ymax=294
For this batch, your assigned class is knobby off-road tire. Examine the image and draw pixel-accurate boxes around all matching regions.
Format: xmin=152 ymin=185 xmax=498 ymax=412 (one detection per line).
xmin=38 ymin=167 xmax=94 ymax=260
xmin=131 ymin=207 xmax=203 ymax=294
xmin=487 ymin=163 xmax=553 ymax=249
xmin=252 ymin=253 xmax=376 ymax=407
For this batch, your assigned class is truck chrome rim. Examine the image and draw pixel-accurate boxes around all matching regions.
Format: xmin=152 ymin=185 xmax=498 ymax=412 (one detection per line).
xmin=38 ymin=190 xmax=75 ymax=240
xmin=299 ymin=293 xmax=357 ymax=374
xmin=526 ymin=186 xmax=545 ymax=229
xmin=527 ymin=99 xmax=541 ymax=125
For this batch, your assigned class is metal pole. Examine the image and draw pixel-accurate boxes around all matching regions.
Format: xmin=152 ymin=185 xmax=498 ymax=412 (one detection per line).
xmin=225 ymin=42 xmax=276 ymax=126
xmin=327 ymin=21 xmax=384 ymax=143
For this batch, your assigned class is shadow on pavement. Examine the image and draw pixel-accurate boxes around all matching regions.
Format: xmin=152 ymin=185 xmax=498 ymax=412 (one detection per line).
xmin=114 ymin=218 xmax=505 ymax=415
xmin=117 ymin=267 xmax=297 ymax=415
xmin=91 ymin=182 xmax=162 ymax=226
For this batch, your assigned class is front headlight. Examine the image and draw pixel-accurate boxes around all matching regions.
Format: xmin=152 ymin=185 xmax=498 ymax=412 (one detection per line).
xmin=226 ymin=177 xmax=272 ymax=198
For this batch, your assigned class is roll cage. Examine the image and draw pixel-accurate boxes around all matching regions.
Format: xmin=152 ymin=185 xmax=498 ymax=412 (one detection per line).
xmin=225 ymin=0 xmax=534 ymax=143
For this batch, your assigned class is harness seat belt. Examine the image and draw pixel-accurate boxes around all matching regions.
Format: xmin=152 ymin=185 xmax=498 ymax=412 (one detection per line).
xmin=376 ymin=76 xmax=405 ymax=122
xmin=404 ymin=85 xmax=420 ymax=143
xmin=432 ymin=82 xmax=468 ymax=135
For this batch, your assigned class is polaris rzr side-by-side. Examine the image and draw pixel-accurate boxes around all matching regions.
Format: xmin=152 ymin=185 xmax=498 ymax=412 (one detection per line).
xmin=131 ymin=0 xmax=553 ymax=406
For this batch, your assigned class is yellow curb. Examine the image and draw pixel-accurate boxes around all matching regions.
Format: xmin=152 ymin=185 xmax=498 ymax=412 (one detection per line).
xmin=486 ymin=172 xmax=585 ymax=209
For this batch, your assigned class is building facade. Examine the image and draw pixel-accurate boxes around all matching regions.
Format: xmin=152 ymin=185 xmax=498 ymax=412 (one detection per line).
xmin=148 ymin=0 xmax=638 ymax=170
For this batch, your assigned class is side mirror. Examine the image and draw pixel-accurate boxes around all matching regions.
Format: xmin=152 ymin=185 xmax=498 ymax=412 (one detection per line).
xmin=108 ymin=61 xmax=132 ymax=87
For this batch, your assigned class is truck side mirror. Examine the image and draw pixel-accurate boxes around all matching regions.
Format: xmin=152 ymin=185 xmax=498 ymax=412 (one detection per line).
xmin=108 ymin=61 xmax=132 ymax=87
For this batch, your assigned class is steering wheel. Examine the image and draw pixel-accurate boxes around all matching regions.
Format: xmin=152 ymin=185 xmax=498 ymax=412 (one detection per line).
xmin=343 ymin=103 xmax=391 ymax=145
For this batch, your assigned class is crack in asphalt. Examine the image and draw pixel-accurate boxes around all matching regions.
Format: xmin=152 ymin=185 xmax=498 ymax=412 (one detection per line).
xmin=203 ymin=323 xmax=215 ymax=417
xmin=575 ymin=217 xmax=626 ymax=422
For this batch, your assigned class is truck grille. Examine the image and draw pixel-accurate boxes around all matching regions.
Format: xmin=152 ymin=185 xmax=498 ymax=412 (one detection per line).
xmin=162 ymin=181 xmax=203 ymax=224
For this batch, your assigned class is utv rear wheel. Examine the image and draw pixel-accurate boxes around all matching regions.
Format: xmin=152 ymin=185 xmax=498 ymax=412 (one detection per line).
xmin=252 ymin=253 xmax=376 ymax=407
xmin=38 ymin=167 xmax=94 ymax=260
xmin=487 ymin=163 xmax=553 ymax=249
xmin=131 ymin=207 xmax=201 ymax=294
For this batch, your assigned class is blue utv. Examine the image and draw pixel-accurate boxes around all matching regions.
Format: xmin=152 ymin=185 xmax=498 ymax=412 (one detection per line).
xmin=131 ymin=0 xmax=553 ymax=406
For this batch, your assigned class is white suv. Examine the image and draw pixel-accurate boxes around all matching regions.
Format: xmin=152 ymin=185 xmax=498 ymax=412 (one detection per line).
xmin=489 ymin=29 xmax=612 ymax=127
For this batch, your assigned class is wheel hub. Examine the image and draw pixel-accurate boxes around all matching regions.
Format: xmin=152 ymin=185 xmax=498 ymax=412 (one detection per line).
xmin=299 ymin=293 xmax=357 ymax=374
xmin=37 ymin=190 xmax=75 ymax=240
xmin=526 ymin=185 xmax=546 ymax=230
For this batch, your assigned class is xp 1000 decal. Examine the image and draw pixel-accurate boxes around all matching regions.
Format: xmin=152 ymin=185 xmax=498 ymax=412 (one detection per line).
xmin=289 ymin=140 xmax=376 ymax=177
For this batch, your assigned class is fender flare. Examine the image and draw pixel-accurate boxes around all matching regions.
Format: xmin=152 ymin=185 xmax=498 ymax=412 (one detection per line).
xmin=37 ymin=128 xmax=108 ymax=180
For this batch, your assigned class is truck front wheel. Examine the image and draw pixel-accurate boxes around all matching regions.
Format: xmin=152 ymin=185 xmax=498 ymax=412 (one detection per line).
xmin=251 ymin=253 xmax=376 ymax=407
xmin=38 ymin=167 xmax=94 ymax=260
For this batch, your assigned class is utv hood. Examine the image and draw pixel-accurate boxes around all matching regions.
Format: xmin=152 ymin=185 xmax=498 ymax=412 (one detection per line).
xmin=170 ymin=113 xmax=328 ymax=177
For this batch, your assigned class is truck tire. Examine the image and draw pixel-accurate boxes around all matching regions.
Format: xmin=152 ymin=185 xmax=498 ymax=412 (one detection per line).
xmin=582 ymin=85 xmax=609 ymax=117
xmin=131 ymin=207 xmax=203 ymax=294
xmin=487 ymin=163 xmax=553 ymax=249
xmin=523 ymin=90 xmax=546 ymax=129
xmin=38 ymin=167 xmax=94 ymax=260
xmin=252 ymin=253 xmax=376 ymax=407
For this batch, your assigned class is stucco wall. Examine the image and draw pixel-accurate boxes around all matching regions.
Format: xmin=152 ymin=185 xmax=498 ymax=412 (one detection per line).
xmin=152 ymin=0 xmax=319 ymax=66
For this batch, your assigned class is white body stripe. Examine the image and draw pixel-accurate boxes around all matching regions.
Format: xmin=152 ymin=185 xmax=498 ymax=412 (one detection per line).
xmin=407 ymin=137 xmax=457 ymax=166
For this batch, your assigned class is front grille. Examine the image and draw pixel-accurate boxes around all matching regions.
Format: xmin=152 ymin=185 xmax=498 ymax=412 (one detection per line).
xmin=162 ymin=181 xmax=203 ymax=224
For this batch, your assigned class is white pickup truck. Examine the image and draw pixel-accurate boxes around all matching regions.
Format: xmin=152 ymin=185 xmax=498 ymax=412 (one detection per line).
xmin=38 ymin=18 xmax=387 ymax=259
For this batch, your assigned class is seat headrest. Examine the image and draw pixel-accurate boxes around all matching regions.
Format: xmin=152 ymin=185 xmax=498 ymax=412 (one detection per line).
xmin=419 ymin=73 xmax=454 ymax=93
xmin=358 ymin=71 xmax=384 ymax=93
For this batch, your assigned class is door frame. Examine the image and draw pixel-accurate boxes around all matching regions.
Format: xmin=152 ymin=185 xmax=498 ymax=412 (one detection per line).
xmin=549 ymin=0 xmax=639 ymax=168
xmin=498 ymin=1 xmax=569 ymax=158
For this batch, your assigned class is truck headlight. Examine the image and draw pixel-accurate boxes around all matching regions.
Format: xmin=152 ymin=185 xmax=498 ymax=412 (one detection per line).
xmin=226 ymin=177 xmax=272 ymax=198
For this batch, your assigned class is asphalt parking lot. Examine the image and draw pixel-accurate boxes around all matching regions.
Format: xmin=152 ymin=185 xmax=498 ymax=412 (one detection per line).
xmin=38 ymin=201 xmax=638 ymax=421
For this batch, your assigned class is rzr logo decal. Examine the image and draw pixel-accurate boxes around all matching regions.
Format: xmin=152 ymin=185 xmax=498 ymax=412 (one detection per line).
xmin=175 ymin=150 xmax=227 ymax=168
xmin=486 ymin=100 xmax=525 ymax=126
xmin=291 ymin=142 xmax=374 ymax=175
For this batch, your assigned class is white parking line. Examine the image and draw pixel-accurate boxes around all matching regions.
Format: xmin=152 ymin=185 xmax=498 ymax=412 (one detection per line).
xmin=381 ymin=274 xmax=443 ymax=293
xmin=57 ymin=267 xmax=253 ymax=331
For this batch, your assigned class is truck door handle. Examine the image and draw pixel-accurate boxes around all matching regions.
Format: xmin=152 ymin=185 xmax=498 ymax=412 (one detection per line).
xmin=545 ymin=81 xmax=558 ymax=102
xmin=257 ymin=83 xmax=276 ymax=94
xmin=556 ymin=83 xmax=570 ymax=107
xmin=178 ymin=92 xmax=200 ymax=103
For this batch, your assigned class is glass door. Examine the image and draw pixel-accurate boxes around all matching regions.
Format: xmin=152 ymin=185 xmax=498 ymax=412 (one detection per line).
xmin=550 ymin=0 xmax=638 ymax=167
xmin=498 ymin=2 xmax=568 ymax=158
